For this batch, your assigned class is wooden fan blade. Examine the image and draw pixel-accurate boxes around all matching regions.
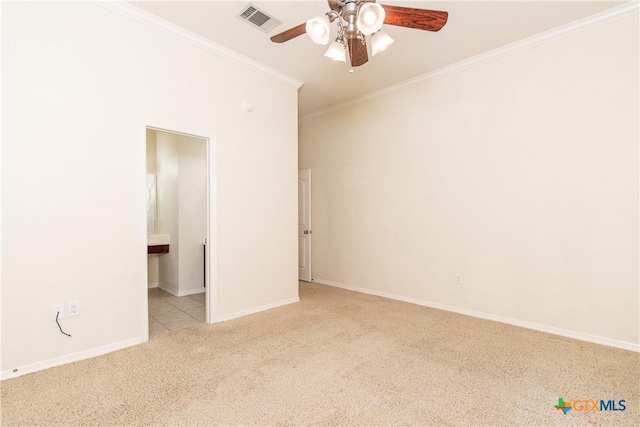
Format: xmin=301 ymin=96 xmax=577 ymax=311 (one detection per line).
xmin=382 ymin=5 xmax=448 ymax=32
xmin=270 ymin=23 xmax=306 ymax=43
xmin=348 ymin=38 xmax=368 ymax=67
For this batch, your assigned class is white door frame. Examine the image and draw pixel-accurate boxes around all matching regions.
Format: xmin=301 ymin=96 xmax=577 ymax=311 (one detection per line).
xmin=138 ymin=118 xmax=218 ymax=342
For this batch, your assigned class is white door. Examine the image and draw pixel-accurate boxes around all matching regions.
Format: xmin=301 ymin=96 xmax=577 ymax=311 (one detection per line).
xmin=298 ymin=170 xmax=311 ymax=282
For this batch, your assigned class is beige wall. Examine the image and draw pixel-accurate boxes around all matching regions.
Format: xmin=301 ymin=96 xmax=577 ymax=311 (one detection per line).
xmin=156 ymin=130 xmax=180 ymax=292
xmin=147 ymin=255 xmax=160 ymax=288
xmin=1 ymin=1 xmax=299 ymax=373
xmin=146 ymin=129 xmax=159 ymax=287
xmin=146 ymin=129 xmax=157 ymax=175
xmin=300 ymin=15 xmax=639 ymax=345
xmin=177 ymin=135 xmax=207 ymax=294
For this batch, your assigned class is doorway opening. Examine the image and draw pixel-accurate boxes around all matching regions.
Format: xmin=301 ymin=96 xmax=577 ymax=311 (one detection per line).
xmin=139 ymin=121 xmax=217 ymax=342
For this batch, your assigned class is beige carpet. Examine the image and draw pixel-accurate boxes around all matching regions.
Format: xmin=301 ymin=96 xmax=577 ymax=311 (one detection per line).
xmin=1 ymin=282 xmax=638 ymax=426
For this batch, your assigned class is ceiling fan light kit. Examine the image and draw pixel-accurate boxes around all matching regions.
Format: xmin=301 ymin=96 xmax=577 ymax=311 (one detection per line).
xmin=371 ymin=30 xmax=394 ymax=56
xmin=324 ymin=40 xmax=347 ymax=62
xmin=306 ymin=15 xmax=331 ymax=45
xmin=271 ymin=0 xmax=448 ymax=68
xmin=356 ymin=2 xmax=385 ymax=35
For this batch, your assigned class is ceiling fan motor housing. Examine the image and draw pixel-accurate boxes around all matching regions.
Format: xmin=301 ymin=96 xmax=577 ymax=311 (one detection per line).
xmin=341 ymin=0 xmax=359 ymax=39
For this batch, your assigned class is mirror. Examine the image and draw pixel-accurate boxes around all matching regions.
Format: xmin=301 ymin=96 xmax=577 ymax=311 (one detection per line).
xmin=147 ymin=174 xmax=157 ymax=234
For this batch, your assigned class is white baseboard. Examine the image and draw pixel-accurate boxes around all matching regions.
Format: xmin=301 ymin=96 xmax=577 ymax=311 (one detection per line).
xmin=214 ymin=296 xmax=300 ymax=323
xmin=1 ymin=338 xmax=141 ymax=381
xmin=158 ymin=283 xmax=205 ymax=297
xmin=158 ymin=282 xmax=179 ymax=296
xmin=312 ymin=278 xmax=640 ymax=353
xmin=148 ymin=281 xmax=159 ymax=289
xmin=178 ymin=287 xmax=205 ymax=297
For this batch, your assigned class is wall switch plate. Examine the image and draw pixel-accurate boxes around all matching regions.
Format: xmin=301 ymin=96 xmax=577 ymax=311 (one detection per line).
xmin=455 ymin=273 xmax=463 ymax=285
xmin=68 ymin=301 xmax=80 ymax=317
xmin=52 ymin=304 xmax=64 ymax=320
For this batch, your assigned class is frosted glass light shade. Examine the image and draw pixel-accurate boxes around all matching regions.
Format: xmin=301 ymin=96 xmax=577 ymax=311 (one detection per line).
xmin=306 ymin=16 xmax=331 ymax=45
xmin=357 ymin=3 xmax=385 ymax=35
xmin=371 ymin=30 xmax=394 ymax=56
xmin=324 ymin=41 xmax=346 ymax=62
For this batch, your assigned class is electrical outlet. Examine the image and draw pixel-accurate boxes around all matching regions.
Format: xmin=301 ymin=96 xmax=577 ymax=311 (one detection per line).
xmin=455 ymin=273 xmax=463 ymax=285
xmin=51 ymin=304 xmax=64 ymax=320
xmin=68 ymin=301 xmax=80 ymax=317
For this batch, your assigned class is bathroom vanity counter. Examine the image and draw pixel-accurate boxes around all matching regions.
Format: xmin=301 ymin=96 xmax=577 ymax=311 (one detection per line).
xmin=148 ymin=234 xmax=170 ymax=254
xmin=148 ymin=244 xmax=169 ymax=254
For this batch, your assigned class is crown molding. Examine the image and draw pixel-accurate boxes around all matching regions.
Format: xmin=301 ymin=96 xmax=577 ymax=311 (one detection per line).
xmin=301 ymin=1 xmax=639 ymax=122
xmin=91 ymin=0 xmax=304 ymax=90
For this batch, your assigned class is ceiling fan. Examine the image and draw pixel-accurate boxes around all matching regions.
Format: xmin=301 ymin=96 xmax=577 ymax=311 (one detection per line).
xmin=270 ymin=0 xmax=448 ymax=67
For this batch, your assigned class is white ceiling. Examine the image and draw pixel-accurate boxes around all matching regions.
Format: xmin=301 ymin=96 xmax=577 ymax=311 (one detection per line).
xmin=130 ymin=0 xmax=626 ymax=117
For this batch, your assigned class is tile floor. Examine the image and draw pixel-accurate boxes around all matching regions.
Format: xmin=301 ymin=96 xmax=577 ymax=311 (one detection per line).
xmin=148 ymin=288 xmax=205 ymax=338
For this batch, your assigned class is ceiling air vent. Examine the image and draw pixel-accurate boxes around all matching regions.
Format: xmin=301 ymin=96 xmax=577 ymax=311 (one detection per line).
xmin=237 ymin=4 xmax=281 ymax=33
